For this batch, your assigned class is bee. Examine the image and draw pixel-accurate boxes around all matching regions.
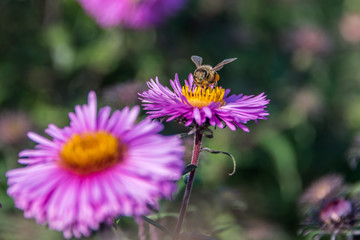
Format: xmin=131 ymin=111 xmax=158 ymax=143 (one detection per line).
xmin=191 ymin=55 xmax=237 ymax=88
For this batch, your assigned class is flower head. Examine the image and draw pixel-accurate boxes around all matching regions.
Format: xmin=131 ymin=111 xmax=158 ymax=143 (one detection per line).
xmin=139 ymin=74 xmax=269 ymax=132
xmin=320 ymin=199 xmax=354 ymax=225
xmin=299 ymin=197 xmax=360 ymax=239
xmin=77 ymin=0 xmax=187 ymax=29
xmin=298 ymin=175 xmax=360 ymax=240
xmin=6 ymin=91 xmax=184 ymax=239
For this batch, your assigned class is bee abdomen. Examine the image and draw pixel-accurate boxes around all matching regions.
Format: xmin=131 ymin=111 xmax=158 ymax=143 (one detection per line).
xmin=215 ymin=73 xmax=220 ymax=82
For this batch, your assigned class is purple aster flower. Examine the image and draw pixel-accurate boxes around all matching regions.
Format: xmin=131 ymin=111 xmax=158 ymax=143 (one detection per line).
xmin=6 ymin=91 xmax=184 ymax=239
xmin=77 ymin=0 xmax=187 ymax=29
xmin=139 ymin=74 xmax=269 ymax=132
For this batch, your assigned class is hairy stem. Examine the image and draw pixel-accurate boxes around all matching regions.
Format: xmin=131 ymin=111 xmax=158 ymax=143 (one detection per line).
xmin=174 ymin=128 xmax=203 ymax=240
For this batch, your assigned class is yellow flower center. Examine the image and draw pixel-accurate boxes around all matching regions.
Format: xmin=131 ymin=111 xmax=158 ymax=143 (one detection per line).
xmin=182 ymin=85 xmax=226 ymax=108
xmin=60 ymin=131 xmax=126 ymax=174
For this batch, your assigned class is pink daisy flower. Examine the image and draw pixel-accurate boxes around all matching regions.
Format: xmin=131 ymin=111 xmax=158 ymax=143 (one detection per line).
xmin=77 ymin=0 xmax=187 ymax=29
xmin=6 ymin=91 xmax=184 ymax=239
xmin=139 ymin=74 xmax=270 ymax=132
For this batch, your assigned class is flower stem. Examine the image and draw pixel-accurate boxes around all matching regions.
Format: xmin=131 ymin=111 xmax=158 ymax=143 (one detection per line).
xmin=331 ymin=233 xmax=336 ymax=240
xmin=138 ymin=218 xmax=146 ymax=240
xmin=174 ymin=128 xmax=203 ymax=240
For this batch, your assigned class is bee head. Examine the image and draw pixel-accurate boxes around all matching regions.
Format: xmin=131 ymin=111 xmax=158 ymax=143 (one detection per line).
xmin=194 ymin=69 xmax=207 ymax=82
xmin=194 ymin=65 xmax=212 ymax=82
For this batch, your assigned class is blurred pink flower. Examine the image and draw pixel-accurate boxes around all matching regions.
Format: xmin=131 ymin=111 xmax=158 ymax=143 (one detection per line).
xmin=77 ymin=0 xmax=187 ymax=28
xmin=299 ymin=174 xmax=343 ymax=205
xmin=290 ymin=87 xmax=324 ymax=119
xmin=320 ymin=199 xmax=353 ymax=225
xmin=0 ymin=111 xmax=32 ymax=145
xmin=340 ymin=13 xmax=360 ymax=43
xmin=298 ymin=176 xmax=360 ymax=240
xmin=284 ymin=26 xmax=331 ymax=55
xmin=103 ymin=81 xmax=146 ymax=107
xmin=7 ymin=91 xmax=184 ymax=238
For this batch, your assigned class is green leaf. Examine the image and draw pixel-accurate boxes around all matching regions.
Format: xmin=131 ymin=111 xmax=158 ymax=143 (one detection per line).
xmin=142 ymin=216 xmax=173 ymax=237
xmin=182 ymin=164 xmax=197 ymax=176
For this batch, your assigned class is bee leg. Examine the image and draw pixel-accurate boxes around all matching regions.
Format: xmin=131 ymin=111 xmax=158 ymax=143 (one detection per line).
xmin=214 ymin=73 xmax=220 ymax=87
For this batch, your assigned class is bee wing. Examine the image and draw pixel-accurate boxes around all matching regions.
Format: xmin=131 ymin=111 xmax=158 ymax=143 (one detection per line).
xmin=213 ymin=58 xmax=237 ymax=71
xmin=191 ymin=55 xmax=203 ymax=68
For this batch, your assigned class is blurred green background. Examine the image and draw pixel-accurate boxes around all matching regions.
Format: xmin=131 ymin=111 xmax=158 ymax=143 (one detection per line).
xmin=2 ymin=0 xmax=360 ymax=239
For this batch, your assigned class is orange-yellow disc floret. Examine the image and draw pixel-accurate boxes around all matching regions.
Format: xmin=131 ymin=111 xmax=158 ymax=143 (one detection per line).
xmin=182 ymin=85 xmax=226 ymax=108
xmin=60 ymin=131 xmax=126 ymax=174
